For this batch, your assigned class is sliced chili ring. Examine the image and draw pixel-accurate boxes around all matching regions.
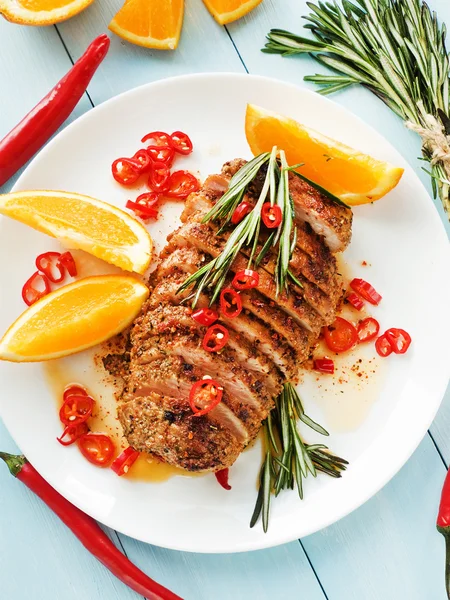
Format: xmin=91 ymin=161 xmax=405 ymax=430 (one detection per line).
xmin=63 ymin=384 xmax=88 ymax=403
xmin=77 ymin=433 xmax=115 ymax=467
xmin=111 ymin=158 xmax=141 ymax=185
xmin=323 ymin=317 xmax=358 ymax=353
xmin=148 ymin=161 xmax=171 ymax=192
xmin=22 ymin=271 xmax=51 ymax=306
xmin=169 ymin=131 xmax=193 ymax=155
xmin=111 ymin=447 xmax=140 ymax=476
xmin=261 ymin=203 xmax=282 ymax=228
xmin=215 ymin=468 xmax=231 ymax=490
xmin=58 ymin=252 xmax=77 ymax=277
xmin=132 ymin=149 xmax=152 ymax=172
xmin=59 ymin=395 xmax=94 ymax=426
xmin=57 ymin=422 xmax=89 ymax=447
xmin=126 ymin=200 xmax=158 ymax=220
xmin=202 ymin=324 xmax=229 ymax=352
xmin=313 ymin=358 xmax=335 ymax=374
xmin=189 ymin=379 xmax=224 ymax=417
xmin=350 ymin=278 xmax=382 ymax=305
xmin=35 ymin=251 xmax=64 ymax=283
xmin=220 ymin=288 xmax=242 ymax=319
xmin=231 ymin=201 xmax=252 ymax=225
xmin=375 ymin=334 xmax=393 ymax=357
xmin=192 ymin=307 xmax=219 ymax=327
xmin=385 ymin=328 xmax=411 ymax=354
xmin=346 ymin=292 xmax=364 ymax=311
xmin=357 ymin=317 xmax=380 ymax=343
xmin=141 ymin=131 xmax=172 ymax=147
xmin=146 ymin=145 xmax=175 ymax=166
xmin=165 ymin=170 xmax=200 ymax=198
xmin=232 ymin=269 xmax=259 ymax=290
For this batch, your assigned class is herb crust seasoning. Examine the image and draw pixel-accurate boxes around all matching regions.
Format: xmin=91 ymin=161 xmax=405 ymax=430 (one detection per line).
xmin=109 ymin=152 xmax=351 ymax=529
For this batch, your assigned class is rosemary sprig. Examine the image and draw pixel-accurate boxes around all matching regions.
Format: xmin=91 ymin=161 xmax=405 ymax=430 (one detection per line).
xmin=263 ymin=0 xmax=450 ymax=215
xmin=250 ymin=383 xmax=348 ymax=532
xmin=178 ymin=147 xmax=298 ymax=305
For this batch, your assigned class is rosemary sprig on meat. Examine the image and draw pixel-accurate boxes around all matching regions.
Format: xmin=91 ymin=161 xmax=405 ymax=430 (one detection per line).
xmin=178 ymin=147 xmax=299 ymax=305
xmin=250 ymin=383 xmax=348 ymax=532
xmin=263 ymin=0 xmax=450 ymax=216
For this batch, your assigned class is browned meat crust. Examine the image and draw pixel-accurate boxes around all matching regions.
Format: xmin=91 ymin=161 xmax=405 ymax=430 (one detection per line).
xmin=115 ymin=158 xmax=351 ymax=473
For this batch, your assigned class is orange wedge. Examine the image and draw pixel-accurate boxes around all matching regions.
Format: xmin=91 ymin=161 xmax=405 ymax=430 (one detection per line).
xmin=245 ymin=104 xmax=404 ymax=205
xmin=0 ymin=190 xmax=152 ymax=274
xmin=109 ymin=0 xmax=183 ymax=50
xmin=202 ymin=0 xmax=262 ymax=24
xmin=0 ymin=275 xmax=149 ymax=362
xmin=0 ymin=0 xmax=94 ymax=25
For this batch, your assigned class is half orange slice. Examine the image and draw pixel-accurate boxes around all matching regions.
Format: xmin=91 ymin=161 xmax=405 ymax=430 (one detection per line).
xmin=0 ymin=190 xmax=152 ymax=274
xmin=245 ymin=104 xmax=404 ymax=205
xmin=0 ymin=275 xmax=149 ymax=362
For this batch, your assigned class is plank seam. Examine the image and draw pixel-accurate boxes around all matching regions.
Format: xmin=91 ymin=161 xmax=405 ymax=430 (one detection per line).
xmin=298 ymin=539 xmax=329 ymax=599
xmin=428 ymin=430 xmax=448 ymax=469
xmin=224 ymin=26 xmax=249 ymax=73
xmin=53 ymin=25 xmax=95 ymax=109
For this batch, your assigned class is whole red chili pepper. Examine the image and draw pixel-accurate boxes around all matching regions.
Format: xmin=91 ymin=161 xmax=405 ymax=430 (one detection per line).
xmin=437 ymin=468 xmax=450 ymax=599
xmin=0 ymin=452 xmax=182 ymax=600
xmin=0 ymin=35 xmax=110 ymax=187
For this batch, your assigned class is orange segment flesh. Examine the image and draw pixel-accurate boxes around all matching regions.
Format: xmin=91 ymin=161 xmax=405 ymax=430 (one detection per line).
xmin=0 ymin=0 xmax=94 ymax=25
xmin=0 ymin=275 xmax=149 ymax=362
xmin=245 ymin=104 xmax=404 ymax=205
xmin=0 ymin=190 xmax=152 ymax=274
xmin=202 ymin=0 xmax=262 ymax=24
xmin=109 ymin=0 xmax=184 ymax=50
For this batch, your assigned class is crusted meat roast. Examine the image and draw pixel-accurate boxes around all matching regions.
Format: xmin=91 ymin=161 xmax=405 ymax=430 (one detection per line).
xmin=115 ymin=159 xmax=353 ymax=472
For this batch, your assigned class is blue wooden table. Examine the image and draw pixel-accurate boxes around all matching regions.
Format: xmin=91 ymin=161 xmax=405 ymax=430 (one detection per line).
xmin=1 ymin=1 xmax=450 ymax=598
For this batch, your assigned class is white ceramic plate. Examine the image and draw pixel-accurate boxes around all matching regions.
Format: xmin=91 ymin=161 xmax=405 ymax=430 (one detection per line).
xmin=0 ymin=74 xmax=449 ymax=553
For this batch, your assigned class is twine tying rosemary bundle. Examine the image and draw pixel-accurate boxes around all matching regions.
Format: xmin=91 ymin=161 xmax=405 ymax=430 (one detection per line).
xmin=263 ymin=0 xmax=450 ymax=217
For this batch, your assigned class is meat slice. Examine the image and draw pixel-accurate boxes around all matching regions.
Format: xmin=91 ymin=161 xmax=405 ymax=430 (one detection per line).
xmin=288 ymin=172 xmax=352 ymax=252
xmin=119 ymin=392 xmax=243 ymax=471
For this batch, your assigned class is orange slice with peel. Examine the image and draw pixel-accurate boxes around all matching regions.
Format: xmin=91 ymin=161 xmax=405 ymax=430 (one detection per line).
xmin=245 ymin=104 xmax=404 ymax=206
xmin=202 ymin=0 xmax=262 ymax=24
xmin=109 ymin=0 xmax=183 ymax=50
xmin=0 ymin=0 xmax=94 ymax=25
xmin=0 ymin=275 xmax=149 ymax=362
xmin=0 ymin=190 xmax=152 ymax=274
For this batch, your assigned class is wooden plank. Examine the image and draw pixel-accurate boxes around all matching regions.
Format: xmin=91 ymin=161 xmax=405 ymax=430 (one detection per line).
xmin=55 ymin=0 xmax=246 ymax=104
xmin=302 ymin=436 xmax=448 ymax=600
xmin=0 ymin=420 xmax=142 ymax=600
xmin=0 ymin=22 xmax=92 ymax=193
xmin=118 ymin=534 xmax=326 ymax=600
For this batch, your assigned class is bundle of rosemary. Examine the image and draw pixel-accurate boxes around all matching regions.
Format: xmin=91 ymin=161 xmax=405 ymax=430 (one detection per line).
xmin=263 ymin=0 xmax=450 ymax=216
